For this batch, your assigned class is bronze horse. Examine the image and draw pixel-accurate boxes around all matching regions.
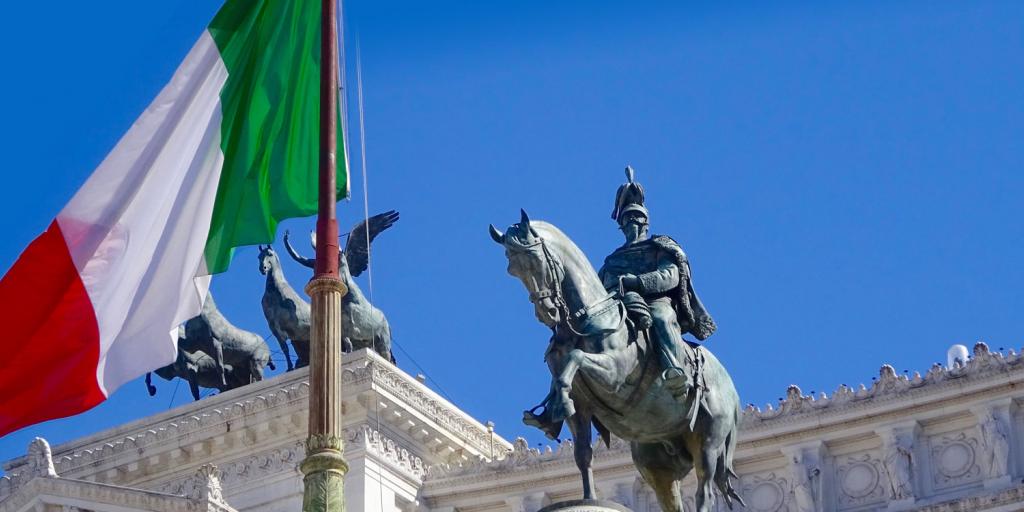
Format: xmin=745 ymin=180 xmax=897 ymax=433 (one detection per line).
xmin=491 ymin=212 xmax=744 ymax=512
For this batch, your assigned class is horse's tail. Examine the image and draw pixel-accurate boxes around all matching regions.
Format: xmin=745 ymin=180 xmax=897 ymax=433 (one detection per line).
xmin=715 ymin=408 xmax=745 ymax=509
xmin=379 ymin=320 xmax=397 ymax=365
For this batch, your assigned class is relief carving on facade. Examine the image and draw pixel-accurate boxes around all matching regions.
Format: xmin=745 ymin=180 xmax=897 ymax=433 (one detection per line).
xmin=928 ymin=431 xmax=981 ymax=490
xmin=182 ymin=464 xmax=228 ymax=506
xmin=835 ymin=453 xmax=887 ymax=509
xmin=0 ymin=438 xmax=58 ymax=502
xmin=882 ymin=433 xmax=915 ymax=501
xmin=976 ymin=411 xmax=1010 ymax=480
xmin=348 ymin=425 xmax=427 ymax=479
xmin=348 ymin=357 xmax=510 ymax=458
xmin=739 ymin=472 xmax=790 ymax=512
xmin=787 ymin=452 xmax=820 ymax=512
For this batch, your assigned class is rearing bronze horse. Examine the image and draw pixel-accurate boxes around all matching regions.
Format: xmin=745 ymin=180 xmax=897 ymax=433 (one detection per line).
xmin=491 ymin=212 xmax=744 ymax=512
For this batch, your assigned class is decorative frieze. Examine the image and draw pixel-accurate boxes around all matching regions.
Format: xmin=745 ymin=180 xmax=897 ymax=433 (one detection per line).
xmin=972 ymin=403 xmax=1013 ymax=483
xmin=743 ymin=343 xmax=1021 ymax=427
xmin=348 ymin=426 xmax=428 ymax=480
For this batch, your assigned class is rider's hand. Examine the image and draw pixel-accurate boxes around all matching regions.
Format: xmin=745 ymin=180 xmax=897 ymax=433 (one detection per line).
xmin=621 ymin=274 xmax=640 ymax=292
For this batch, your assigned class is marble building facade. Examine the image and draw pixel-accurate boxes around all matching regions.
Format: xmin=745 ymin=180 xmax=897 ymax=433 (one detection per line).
xmin=3 ymin=343 xmax=1024 ymax=512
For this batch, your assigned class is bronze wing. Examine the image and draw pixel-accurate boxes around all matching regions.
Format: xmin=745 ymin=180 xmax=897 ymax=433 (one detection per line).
xmin=345 ymin=210 xmax=400 ymax=277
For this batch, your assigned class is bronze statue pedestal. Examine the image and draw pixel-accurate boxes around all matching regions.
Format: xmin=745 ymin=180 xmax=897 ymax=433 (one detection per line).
xmin=538 ymin=500 xmax=632 ymax=512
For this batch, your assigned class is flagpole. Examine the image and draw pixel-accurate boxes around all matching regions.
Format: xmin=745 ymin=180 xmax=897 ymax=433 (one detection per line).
xmin=301 ymin=0 xmax=348 ymax=510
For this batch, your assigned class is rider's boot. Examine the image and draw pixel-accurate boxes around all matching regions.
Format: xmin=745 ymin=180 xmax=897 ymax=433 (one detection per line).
xmin=522 ymin=408 xmax=564 ymax=440
xmin=522 ymin=387 xmax=569 ymax=440
xmin=654 ymin=337 xmax=689 ymax=399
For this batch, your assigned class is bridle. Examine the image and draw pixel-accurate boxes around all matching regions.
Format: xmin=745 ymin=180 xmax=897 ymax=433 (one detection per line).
xmin=507 ymin=236 xmax=565 ymax=308
xmin=508 ymin=234 xmax=618 ymax=337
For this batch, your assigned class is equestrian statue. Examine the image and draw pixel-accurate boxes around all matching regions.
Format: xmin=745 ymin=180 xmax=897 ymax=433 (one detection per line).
xmin=489 ymin=168 xmax=743 ymax=512
xmin=283 ymin=210 xmax=399 ymax=363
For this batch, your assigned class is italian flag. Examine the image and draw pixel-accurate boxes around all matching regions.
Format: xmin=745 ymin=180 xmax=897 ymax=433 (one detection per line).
xmin=0 ymin=0 xmax=346 ymax=437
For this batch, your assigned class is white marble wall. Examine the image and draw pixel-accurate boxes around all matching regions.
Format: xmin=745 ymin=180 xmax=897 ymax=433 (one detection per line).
xmin=422 ymin=344 xmax=1024 ymax=512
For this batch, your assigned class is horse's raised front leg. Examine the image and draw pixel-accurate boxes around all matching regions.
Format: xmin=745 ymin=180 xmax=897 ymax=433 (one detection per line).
xmin=567 ymin=411 xmax=596 ymax=500
xmin=550 ymin=349 xmax=627 ymax=423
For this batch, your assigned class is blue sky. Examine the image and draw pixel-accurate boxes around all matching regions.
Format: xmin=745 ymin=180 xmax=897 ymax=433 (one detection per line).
xmin=0 ymin=0 xmax=1022 ymax=465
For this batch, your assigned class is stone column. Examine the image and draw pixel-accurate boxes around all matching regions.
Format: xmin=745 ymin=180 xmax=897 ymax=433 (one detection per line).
xmin=301 ymin=277 xmax=349 ymax=512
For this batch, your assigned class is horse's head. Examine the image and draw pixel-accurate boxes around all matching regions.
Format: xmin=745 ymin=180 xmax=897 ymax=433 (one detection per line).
xmin=257 ymin=245 xmax=278 ymax=275
xmin=490 ymin=210 xmax=566 ymax=328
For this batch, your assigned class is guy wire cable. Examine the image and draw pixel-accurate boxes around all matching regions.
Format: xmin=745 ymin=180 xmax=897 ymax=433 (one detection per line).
xmin=356 ymin=39 xmax=374 ymax=300
xmin=355 ymin=37 xmax=459 ymax=443
xmin=354 ymin=42 xmax=387 ymax=512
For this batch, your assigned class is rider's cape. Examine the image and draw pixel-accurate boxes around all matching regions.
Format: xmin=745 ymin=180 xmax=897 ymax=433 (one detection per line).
xmin=650 ymin=235 xmax=717 ymax=341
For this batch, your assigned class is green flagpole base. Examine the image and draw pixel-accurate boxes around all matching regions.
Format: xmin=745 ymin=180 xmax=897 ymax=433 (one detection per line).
xmin=301 ymin=434 xmax=349 ymax=512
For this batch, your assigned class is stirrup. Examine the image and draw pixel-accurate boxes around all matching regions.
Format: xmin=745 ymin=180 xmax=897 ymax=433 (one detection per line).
xmin=661 ymin=366 xmax=686 ymax=383
xmin=661 ymin=366 xmax=688 ymax=399
xmin=522 ymin=405 xmax=562 ymax=441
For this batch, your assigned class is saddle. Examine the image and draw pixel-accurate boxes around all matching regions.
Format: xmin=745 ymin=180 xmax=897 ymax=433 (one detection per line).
xmin=618 ymin=293 xmax=709 ymax=431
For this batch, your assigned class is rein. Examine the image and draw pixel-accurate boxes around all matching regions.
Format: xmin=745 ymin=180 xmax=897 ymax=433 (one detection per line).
xmin=517 ymin=236 xmax=623 ymax=338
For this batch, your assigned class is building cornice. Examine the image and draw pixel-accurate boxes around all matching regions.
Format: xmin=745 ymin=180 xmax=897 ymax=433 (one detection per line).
xmin=2 ymin=350 xmax=510 ymax=488
xmin=422 ymin=343 xmax=1024 ymax=495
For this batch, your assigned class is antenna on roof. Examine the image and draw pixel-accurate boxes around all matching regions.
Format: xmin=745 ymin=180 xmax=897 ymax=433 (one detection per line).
xmin=947 ymin=344 xmax=969 ymax=368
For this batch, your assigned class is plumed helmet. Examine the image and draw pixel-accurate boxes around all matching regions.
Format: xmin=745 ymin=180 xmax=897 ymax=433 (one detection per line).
xmin=611 ymin=166 xmax=648 ymax=225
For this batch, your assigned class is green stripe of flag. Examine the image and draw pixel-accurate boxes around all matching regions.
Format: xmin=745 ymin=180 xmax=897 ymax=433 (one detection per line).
xmin=205 ymin=0 xmax=347 ymax=274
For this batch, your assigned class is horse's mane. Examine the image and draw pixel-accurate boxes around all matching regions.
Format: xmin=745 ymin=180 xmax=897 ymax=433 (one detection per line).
xmin=529 ymin=221 xmax=599 ymax=280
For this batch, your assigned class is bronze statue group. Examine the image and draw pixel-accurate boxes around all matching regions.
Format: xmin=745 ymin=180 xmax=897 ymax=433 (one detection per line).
xmin=149 ymin=167 xmax=738 ymax=512
xmin=146 ymin=211 xmax=400 ymax=401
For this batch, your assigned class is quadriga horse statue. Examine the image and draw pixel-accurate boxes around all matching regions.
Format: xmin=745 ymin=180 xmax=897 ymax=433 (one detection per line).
xmin=282 ymin=210 xmax=399 ymax=363
xmin=180 ymin=293 xmax=275 ymax=385
xmin=145 ymin=328 xmax=250 ymax=401
xmin=490 ymin=212 xmax=744 ymax=512
xmin=258 ymin=245 xmax=311 ymax=370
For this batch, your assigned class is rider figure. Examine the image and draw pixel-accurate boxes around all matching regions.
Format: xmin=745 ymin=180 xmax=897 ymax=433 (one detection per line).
xmin=598 ymin=167 xmax=717 ymax=393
